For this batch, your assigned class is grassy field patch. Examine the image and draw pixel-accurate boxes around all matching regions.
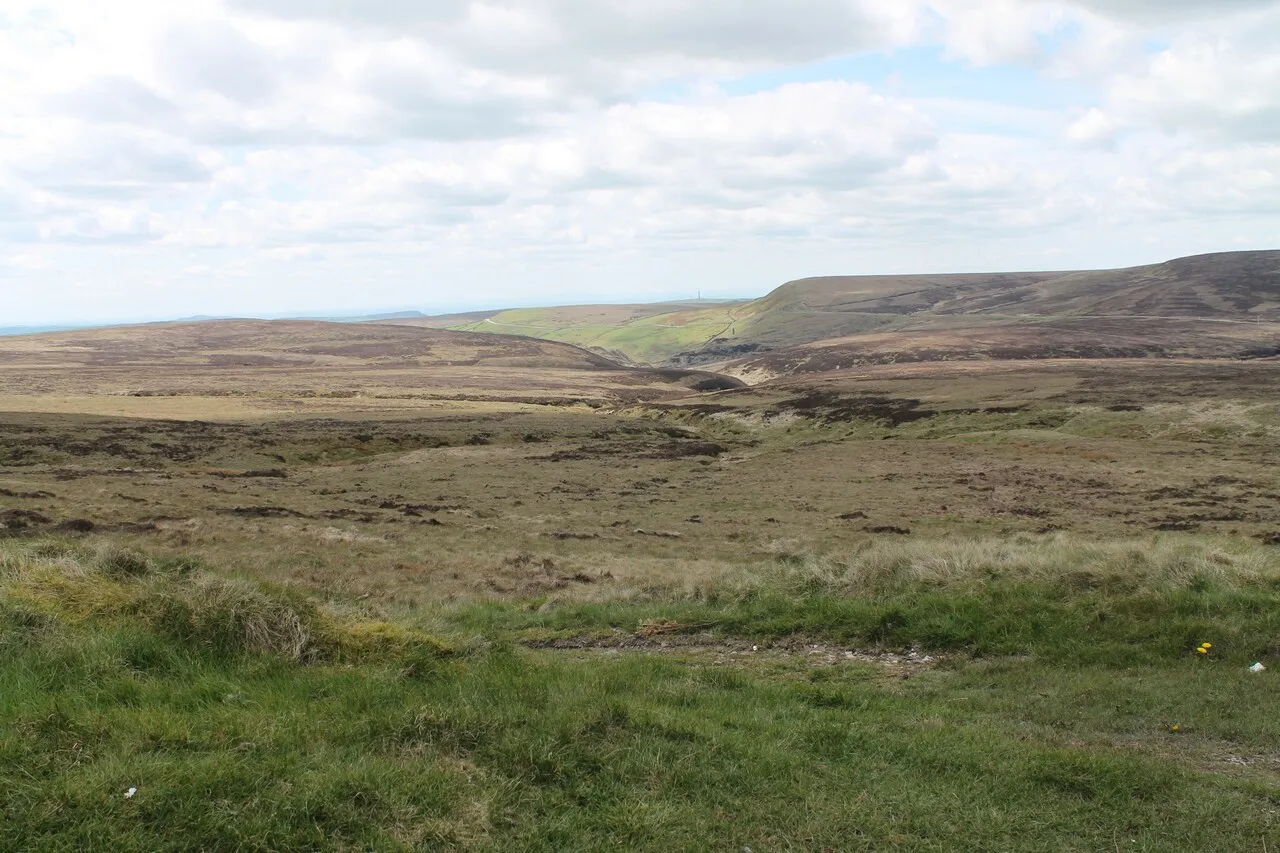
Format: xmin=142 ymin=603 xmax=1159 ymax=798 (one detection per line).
xmin=5 ymin=538 xmax=1279 ymax=849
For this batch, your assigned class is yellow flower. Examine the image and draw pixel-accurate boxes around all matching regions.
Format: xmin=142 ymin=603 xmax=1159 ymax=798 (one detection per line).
xmin=1201 ymin=643 xmax=1213 ymax=649
xmin=1196 ymin=647 xmax=1208 ymax=654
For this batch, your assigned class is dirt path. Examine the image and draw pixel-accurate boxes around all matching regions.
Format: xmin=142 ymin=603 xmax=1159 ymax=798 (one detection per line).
xmin=525 ymin=632 xmax=943 ymax=675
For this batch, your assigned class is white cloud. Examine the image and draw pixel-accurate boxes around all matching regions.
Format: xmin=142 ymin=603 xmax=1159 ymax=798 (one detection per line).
xmin=1067 ymin=107 xmax=1119 ymax=146
xmin=1107 ymin=30 xmax=1280 ymax=142
xmin=3 ymin=252 xmax=47 ymax=270
xmin=0 ymin=0 xmax=1278 ymax=324
xmin=930 ymin=0 xmax=1067 ymax=66
xmin=158 ymin=19 xmax=280 ymax=104
xmin=1044 ymin=0 xmax=1280 ymax=177
xmin=230 ymin=0 xmax=923 ymax=65
xmin=1067 ymin=0 xmax=1266 ymax=23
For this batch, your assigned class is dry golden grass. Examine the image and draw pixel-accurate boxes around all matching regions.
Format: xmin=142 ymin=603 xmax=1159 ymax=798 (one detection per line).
xmin=748 ymin=533 xmax=1280 ymax=598
xmin=3 ymin=327 xmax=1279 ymax=613
xmin=0 ymin=394 xmax=576 ymax=421
xmin=0 ymin=539 xmax=451 ymax=663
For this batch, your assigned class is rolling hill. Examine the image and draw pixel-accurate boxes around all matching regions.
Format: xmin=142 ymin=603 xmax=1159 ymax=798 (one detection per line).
xmin=0 ymin=320 xmax=739 ymax=412
xmin=709 ymin=251 xmax=1280 ymax=379
xmin=395 ymin=250 xmax=1278 ymax=373
xmin=381 ymin=300 xmax=750 ymax=365
xmin=0 ymin=320 xmax=619 ymax=371
xmin=924 ymin=250 xmax=1280 ymax=319
xmin=8 ymin=251 xmax=1272 ymax=399
xmin=714 ymin=316 xmax=1279 ymax=383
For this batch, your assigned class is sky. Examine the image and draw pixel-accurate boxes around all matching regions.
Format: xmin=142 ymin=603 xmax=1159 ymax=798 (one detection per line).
xmin=1 ymin=0 xmax=1278 ymax=325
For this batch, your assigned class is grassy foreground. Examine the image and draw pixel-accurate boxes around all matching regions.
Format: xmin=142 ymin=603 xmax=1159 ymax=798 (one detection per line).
xmin=4 ymin=537 xmax=1280 ymax=851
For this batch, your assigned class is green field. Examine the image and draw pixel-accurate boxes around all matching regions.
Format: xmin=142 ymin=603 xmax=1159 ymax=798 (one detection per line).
xmin=450 ymin=302 xmax=752 ymax=365
xmin=5 ymin=537 xmax=1280 ymax=850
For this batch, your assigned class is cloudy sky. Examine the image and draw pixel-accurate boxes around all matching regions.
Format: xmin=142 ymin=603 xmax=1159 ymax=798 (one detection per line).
xmin=2 ymin=0 xmax=1278 ymax=324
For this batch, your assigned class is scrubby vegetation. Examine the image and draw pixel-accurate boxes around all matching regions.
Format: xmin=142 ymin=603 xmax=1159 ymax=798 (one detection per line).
xmin=4 ymin=338 xmax=1280 ymax=848
xmin=1 ymin=541 xmax=450 ymax=666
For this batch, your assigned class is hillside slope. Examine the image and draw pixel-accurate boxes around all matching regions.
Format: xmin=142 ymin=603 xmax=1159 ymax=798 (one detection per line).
xmin=436 ymin=301 xmax=751 ymax=365
xmin=378 ymin=301 xmax=750 ymax=365
xmin=953 ymin=250 xmax=1280 ymax=319
xmin=0 ymin=320 xmax=737 ymax=407
xmin=394 ymin=251 xmax=1275 ymax=368
xmin=717 ymin=316 xmax=1280 ymax=381
xmin=677 ymin=271 xmax=1067 ymax=362
xmin=0 ymin=319 xmax=619 ymax=369
xmin=686 ymin=250 xmax=1280 ymax=374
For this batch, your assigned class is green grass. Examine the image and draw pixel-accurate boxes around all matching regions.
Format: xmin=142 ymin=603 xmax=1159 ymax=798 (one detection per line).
xmin=5 ymin=537 xmax=1280 ymax=850
xmin=450 ymin=535 xmax=1280 ymax=664
xmin=452 ymin=305 xmax=746 ymax=364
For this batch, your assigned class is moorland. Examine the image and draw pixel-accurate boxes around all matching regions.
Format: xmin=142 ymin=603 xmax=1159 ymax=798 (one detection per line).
xmin=393 ymin=249 xmax=1280 ymax=370
xmin=3 ymin=250 xmax=1280 ymax=850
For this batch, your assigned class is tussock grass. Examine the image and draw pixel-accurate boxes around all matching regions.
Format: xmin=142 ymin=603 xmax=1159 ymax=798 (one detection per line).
xmin=690 ymin=535 xmax=1280 ymax=663
xmin=757 ymin=533 xmax=1280 ymax=597
xmin=446 ymin=534 xmax=1280 ymax=666
xmin=0 ymin=539 xmax=451 ymax=665
xmin=147 ymin=575 xmax=315 ymax=660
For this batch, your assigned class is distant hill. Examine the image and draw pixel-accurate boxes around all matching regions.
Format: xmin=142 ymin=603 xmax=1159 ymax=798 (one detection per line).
xmin=0 ymin=325 xmax=83 ymax=337
xmin=682 ymin=271 xmax=1067 ymax=361
xmin=0 ymin=319 xmax=743 ymax=404
xmin=713 ymin=316 xmax=1278 ymax=382
xmin=386 ymin=301 xmax=752 ymax=365
xmin=394 ymin=251 xmax=1276 ymax=369
xmin=11 ymin=251 xmax=1274 ymax=386
xmin=0 ymin=319 xmax=621 ymax=372
xmin=328 ymin=310 xmax=430 ymax=322
xmin=949 ymin=250 xmax=1280 ymax=319
xmin=382 ymin=310 xmax=503 ymax=329
xmin=704 ymin=251 xmax=1280 ymax=379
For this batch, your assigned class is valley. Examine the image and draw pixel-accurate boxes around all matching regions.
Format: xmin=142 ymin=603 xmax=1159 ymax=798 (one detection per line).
xmin=394 ymin=250 xmax=1280 ymax=369
xmin=4 ymin=249 xmax=1280 ymax=850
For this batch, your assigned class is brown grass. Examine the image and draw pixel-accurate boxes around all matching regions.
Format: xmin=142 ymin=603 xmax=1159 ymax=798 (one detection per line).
xmin=748 ymin=533 xmax=1280 ymax=598
xmin=0 ymin=319 xmax=713 ymax=408
xmin=2 ymin=343 xmax=1279 ymax=609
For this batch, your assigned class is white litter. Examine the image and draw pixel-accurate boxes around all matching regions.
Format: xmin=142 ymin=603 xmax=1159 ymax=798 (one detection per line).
xmin=124 ymin=787 xmax=137 ymax=799
xmin=1249 ymin=662 xmax=1267 ymax=673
